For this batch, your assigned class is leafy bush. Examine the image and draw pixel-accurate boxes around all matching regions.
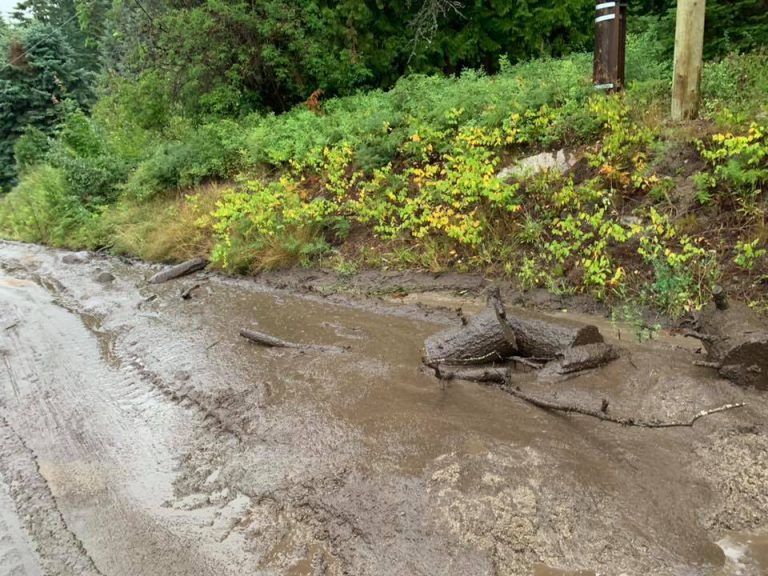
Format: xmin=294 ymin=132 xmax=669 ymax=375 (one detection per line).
xmin=695 ymin=123 xmax=768 ymax=215
xmin=14 ymin=125 xmax=50 ymax=171
xmin=0 ymin=165 xmax=95 ymax=245
xmin=124 ymin=120 xmax=247 ymax=200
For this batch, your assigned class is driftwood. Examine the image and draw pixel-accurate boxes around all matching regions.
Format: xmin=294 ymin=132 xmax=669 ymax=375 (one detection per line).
xmin=424 ymin=292 xmax=609 ymax=374
xmin=239 ymin=329 xmax=347 ymax=353
xmin=688 ymin=299 xmax=768 ymax=389
xmin=548 ymin=343 xmax=620 ymax=375
xmin=490 ymin=291 xmax=604 ymax=358
xmin=433 ymin=342 xmax=619 ymax=383
xmin=149 ymin=258 xmax=208 ymax=284
xmin=181 ymin=284 xmax=201 ymax=300
xmin=423 ymin=307 xmax=515 ymax=366
xmin=434 ymin=364 xmax=508 ymax=382
xmin=501 ymin=380 xmax=745 ymax=428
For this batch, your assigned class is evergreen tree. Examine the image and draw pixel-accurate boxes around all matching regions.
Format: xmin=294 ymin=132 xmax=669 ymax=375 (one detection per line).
xmin=0 ymin=23 xmax=93 ymax=189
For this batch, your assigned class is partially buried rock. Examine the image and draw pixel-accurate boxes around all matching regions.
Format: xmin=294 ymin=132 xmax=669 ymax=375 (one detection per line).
xmin=62 ymin=251 xmax=89 ymax=265
xmin=95 ymin=271 xmax=115 ymax=284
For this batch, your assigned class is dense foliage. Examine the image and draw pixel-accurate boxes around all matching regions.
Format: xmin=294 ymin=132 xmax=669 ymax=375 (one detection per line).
xmin=0 ymin=23 xmax=93 ymax=189
xmin=1 ymin=0 xmax=767 ymax=316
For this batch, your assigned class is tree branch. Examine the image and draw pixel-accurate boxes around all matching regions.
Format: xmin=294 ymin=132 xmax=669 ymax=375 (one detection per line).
xmin=501 ymin=380 xmax=745 ymax=429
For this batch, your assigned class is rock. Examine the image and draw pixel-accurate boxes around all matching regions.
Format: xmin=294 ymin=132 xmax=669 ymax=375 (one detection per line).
xmin=95 ymin=271 xmax=115 ymax=284
xmin=174 ymin=370 xmax=191 ymax=382
xmin=62 ymin=251 xmax=90 ymax=264
xmin=497 ymin=149 xmax=579 ymax=180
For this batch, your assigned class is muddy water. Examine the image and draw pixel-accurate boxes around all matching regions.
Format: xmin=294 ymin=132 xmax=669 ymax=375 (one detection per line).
xmin=0 ymin=241 xmax=767 ymax=575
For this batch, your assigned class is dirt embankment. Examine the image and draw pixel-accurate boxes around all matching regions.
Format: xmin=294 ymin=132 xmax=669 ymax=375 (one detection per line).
xmin=0 ymin=241 xmax=767 ymax=575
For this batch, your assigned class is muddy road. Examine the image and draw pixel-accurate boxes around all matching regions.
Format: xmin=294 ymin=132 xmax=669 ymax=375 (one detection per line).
xmin=0 ymin=241 xmax=767 ymax=576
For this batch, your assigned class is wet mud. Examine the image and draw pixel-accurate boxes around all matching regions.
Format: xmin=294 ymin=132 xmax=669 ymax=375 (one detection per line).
xmin=0 ymin=240 xmax=767 ymax=575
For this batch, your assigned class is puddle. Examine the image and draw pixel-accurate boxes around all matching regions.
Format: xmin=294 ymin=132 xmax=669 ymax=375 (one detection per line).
xmin=717 ymin=530 xmax=768 ymax=575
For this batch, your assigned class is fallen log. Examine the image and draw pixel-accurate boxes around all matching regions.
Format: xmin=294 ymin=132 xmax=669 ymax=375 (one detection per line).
xmin=690 ymin=300 xmax=768 ymax=389
xmin=149 ymin=258 xmax=208 ymax=284
xmin=490 ymin=291 xmax=604 ymax=358
xmin=548 ymin=343 xmax=619 ymax=375
xmin=434 ymin=364 xmax=508 ymax=382
xmin=423 ymin=308 xmax=515 ymax=366
xmin=239 ymin=328 xmax=347 ymax=353
xmin=424 ymin=300 xmax=605 ymax=367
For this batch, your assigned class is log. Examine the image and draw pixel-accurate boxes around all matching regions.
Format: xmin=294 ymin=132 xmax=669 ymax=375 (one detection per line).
xmin=423 ymin=299 xmax=606 ymax=368
xmin=693 ymin=302 xmax=768 ymax=389
xmin=490 ymin=293 xmax=604 ymax=358
xmin=149 ymin=258 xmax=208 ymax=284
xmin=434 ymin=364 xmax=508 ymax=383
xmin=181 ymin=284 xmax=201 ymax=300
xmin=550 ymin=343 xmax=619 ymax=375
xmin=423 ymin=308 xmax=516 ymax=366
xmin=239 ymin=329 xmax=347 ymax=353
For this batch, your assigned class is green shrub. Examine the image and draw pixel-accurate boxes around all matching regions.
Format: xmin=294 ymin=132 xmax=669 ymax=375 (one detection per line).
xmin=14 ymin=126 xmax=51 ymax=171
xmin=0 ymin=165 xmax=94 ymax=245
xmin=124 ymin=121 xmax=247 ymax=200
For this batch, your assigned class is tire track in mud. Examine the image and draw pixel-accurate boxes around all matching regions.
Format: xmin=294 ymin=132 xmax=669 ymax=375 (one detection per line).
xmin=0 ymin=414 xmax=104 ymax=576
xmin=37 ymin=278 xmax=249 ymax=443
xmin=120 ymin=353 xmax=247 ymax=441
xmin=0 ymin=256 xmax=255 ymax=576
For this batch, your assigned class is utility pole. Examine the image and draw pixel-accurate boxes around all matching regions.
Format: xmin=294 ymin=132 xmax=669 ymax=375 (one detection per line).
xmin=593 ymin=1 xmax=627 ymax=92
xmin=671 ymin=0 xmax=706 ymax=120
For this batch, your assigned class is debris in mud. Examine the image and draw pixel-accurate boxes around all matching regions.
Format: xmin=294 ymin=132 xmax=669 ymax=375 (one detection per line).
xmin=423 ymin=292 xmax=748 ymax=428
xmin=542 ymin=343 xmax=620 ymax=376
xmin=239 ymin=328 xmax=348 ymax=353
xmin=95 ymin=271 xmax=115 ymax=284
xmin=501 ymin=383 xmax=745 ymax=428
xmin=424 ymin=290 xmax=616 ymax=381
xmin=148 ymin=257 xmax=208 ymax=284
xmin=687 ymin=297 xmax=768 ymax=389
xmin=61 ymin=251 xmax=90 ymax=265
xmin=181 ymin=283 xmax=201 ymax=300
xmin=434 ymin=365 xmax=508 ymax=382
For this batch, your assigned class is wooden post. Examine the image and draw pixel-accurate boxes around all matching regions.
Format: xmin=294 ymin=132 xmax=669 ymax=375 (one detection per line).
xmin=671 ymin=0 xmax=706 ymax=120
xmin=593 ymin=1 xmax=627 ymax=92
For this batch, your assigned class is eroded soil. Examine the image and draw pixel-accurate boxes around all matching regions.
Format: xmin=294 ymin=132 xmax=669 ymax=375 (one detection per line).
xmin=0 ymin=241 xmax=767 ymax=576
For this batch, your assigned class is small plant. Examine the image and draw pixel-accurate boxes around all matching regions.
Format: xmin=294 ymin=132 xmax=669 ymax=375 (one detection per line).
xmin=610 ymin=304 xmax=661 ymax=343
xmin=734 ymin=238 xmax=766 ymax=270
xmin=695 ymin=123 xmax=768 ymax=214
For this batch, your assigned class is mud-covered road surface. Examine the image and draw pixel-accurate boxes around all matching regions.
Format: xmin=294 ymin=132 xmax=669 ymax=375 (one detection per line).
xmin=1 ymin=241 xmax=767 ymax=576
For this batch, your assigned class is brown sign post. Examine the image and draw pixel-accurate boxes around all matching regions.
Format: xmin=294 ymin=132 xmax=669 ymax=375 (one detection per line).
xmin=593 ymin=1 xmax=627 ymax=92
